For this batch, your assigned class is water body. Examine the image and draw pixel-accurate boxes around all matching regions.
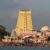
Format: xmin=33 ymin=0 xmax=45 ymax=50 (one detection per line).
xmin=0 ymin=46 xmax=50 ymax=50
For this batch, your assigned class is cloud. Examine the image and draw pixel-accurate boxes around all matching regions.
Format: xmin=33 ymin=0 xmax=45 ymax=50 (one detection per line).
xmin=0 ymin=0 xmax=19 ymax=18
xmin=0 ymin=0 xmax=50 ymax=32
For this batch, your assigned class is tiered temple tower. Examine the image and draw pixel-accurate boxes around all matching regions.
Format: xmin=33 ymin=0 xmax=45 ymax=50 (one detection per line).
xmin=15 ymin=10 xmax=33 ymax=35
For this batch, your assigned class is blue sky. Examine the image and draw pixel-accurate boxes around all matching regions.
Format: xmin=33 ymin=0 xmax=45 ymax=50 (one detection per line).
xmin=0 ymin=0 xmax=50 ymax=32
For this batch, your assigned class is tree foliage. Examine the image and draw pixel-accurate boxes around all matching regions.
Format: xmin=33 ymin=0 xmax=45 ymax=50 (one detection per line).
xmin=0 ymin=25 xmax=10 ymax=41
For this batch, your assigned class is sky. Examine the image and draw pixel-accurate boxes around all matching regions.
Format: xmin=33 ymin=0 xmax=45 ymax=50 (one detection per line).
xmin=0 ymin=0 xmax=50 ymax=32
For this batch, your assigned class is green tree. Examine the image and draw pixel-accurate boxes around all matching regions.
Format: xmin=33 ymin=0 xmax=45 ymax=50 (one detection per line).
xmin=0 ymin=25 xmax=10 ymax=41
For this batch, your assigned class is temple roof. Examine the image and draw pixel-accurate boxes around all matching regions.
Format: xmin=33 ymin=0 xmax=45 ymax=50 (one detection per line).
xmin=40 ymin=26 xmax=50 ymax=32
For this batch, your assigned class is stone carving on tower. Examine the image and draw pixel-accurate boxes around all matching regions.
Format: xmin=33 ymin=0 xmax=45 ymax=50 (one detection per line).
xmin=14 ymin=9 xmax=33 ymax=36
